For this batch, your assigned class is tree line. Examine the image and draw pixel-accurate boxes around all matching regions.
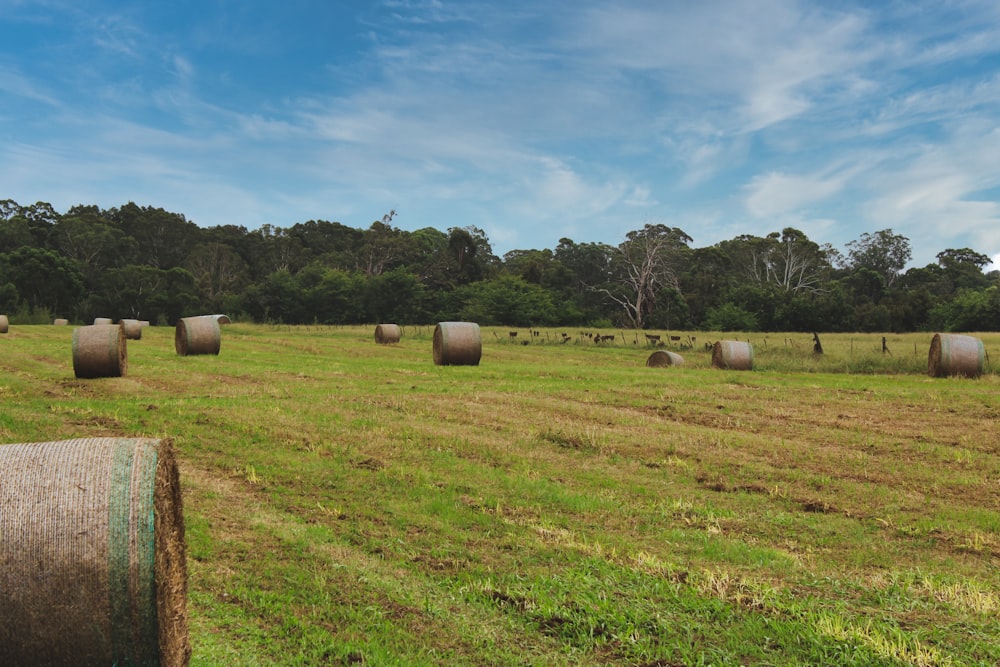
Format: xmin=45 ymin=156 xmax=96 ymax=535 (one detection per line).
xmin=1 ymin=198 xmax=997 ymax=332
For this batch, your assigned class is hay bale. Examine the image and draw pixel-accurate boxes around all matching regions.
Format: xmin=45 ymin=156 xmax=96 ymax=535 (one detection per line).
xmin=0 ymin=314 xmax=7 ymax=334
xmin=374 ymin=323 xmax=401 ymax=344
xmin=121 ymin=318 xmax=143 ymax=340
xmin=210 ymin=314 xmax=231 ymax=325
xmin=175 ymin=316 xmax=221 ymax=356
xmin=53 ymin=318 xmax=69 ymax=326
xmin=646 ymin=350 xmax=685 ymax=367
xmin=433 ymin=321 xmax=481 ymax=366
xmin=94 ymin=317 xmax=113 ymax=325
xmin=928 ymin=333 xmax=984 ymax=378
xmin=73 ymin=324 xmax=127 ymax=379
xmin=0 ymin=437 xmax=190 ymax=667
xmin=712 ymin=340 xmax=753 ymax=370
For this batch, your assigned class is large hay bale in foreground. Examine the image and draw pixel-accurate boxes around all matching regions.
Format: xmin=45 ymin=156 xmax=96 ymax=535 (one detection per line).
xmin=646 ymin=350 xmax=684 ymax=367
xmin=433 ymin=322 xmax=481 ymax=366
xmin=93 ymin=317 xmax=113 ymax=325
xmin=0 ymin=437 xmax=190 ymax=667
xmin=928 ymin=333 xmax=984 ymax=378
xmin=175 ymin=316 xmax=221 ymax=356
xmin=712 ymin=340 xmax=753 ymax=370
xmin=374 ymin=323 xmax=402 ymax=344
xmin=73 ymin=324 xmax=127 ymax=378
xmin=120 ymin=318 xmax=143 ymax=340
xmin=0 ymin=314 xmax=7 ymax=334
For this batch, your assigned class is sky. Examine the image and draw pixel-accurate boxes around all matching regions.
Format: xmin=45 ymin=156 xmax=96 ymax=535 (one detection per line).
xmin=2 ymin=1 xmax=1000 ymax=270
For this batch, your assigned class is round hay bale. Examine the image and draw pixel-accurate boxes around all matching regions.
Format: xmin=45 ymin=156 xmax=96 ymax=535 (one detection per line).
xmin=374 ymin=323 xmax=401 ymax=344
xmin=73 ymin=324 xmax=127 ymax=379
xmin=646 ymin=350 xmax=685 ymax=367
xmin=210 ymin=314 xmax=231 ymax=325
xmin=0 ymin=437 xmax=190 ymax=667
xmin=711 ymin=340 xmax=753 ymax=370
xmin=120 ymin=318 xmax=143 ymax=340
xmin=927 ymin=333 xmax=984 ymax=378
xmin=175 ymin=316 xmax=221 ymax=356
xmin=433 ymin=321 xmax=481 ymax=366
xmin=53 ymin=318 xmax=69 ymax=326
xmin=0 ymin=314 xmax=8 ymax=334
xmin=94 ymin=317 xmax=113 ymax=325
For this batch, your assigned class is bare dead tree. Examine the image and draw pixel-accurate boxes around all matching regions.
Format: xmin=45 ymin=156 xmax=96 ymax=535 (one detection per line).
xmin=592 ymin=224 xmax=691 ymax=329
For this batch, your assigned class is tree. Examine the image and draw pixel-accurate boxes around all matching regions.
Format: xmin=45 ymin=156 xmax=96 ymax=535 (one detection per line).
xmin=365 ymin=268 xmax=427 ymax=323
xmin=51 ymin=209 xmax=136 ymax=275
xmin=846 ymin=229 xmax=911 ymax=289
xmin=746 ymin=228 xmax=833 ymax=294
xmin=106 ymin=203 xmax=199 ymax=269
xmin=185 ymin=242 xmax=249 ymax=311
xmin=456 ymin=276 xmax=558 ymax=327
xmin=595 ymin=224 xmax=691 ymax=329
xmin=94 ymin=265 xmax=200 ymax=322
xmin=704 ymin=303 xmax=759 ymax=331
xmin=444 ymin=226 xmax=498 ymax=286
xmin=359 ymin=211 xmax=405 ymax=277
xmin=0 ymin=247 xmax=84 ymax=315
xmin=935 ymin=248 xmax=991 ymax=292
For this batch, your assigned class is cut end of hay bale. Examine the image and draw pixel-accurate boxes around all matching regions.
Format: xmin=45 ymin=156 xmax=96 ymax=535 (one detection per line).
xmin=711 ymin=340 xmax=753 ymax=370
xmin=175 ymin=316 xmax=221 ymax=356
xmin=928 ymin=333 xmax=984 ymax=378
xmin=0 ymin=314 xmax=8 ymax=334
xmin=53 ymin=318 xmax=69 ymax=325
xmin=72 ymin=323 xmax=127 ymax=379
xmin=154 ymin=438 xmax=192 ymax=667
xmin=0 ymin=437 xmax=190 ymax=667
xmin=433 ymin=322 xmax=482 ymax=366
xmin=374 ymin=323 xmax=402 ymax=344
xmin=646 ymin=350 xmax=684 ymax=367
xmin=93 ymin=317 xmax=113 ymax=325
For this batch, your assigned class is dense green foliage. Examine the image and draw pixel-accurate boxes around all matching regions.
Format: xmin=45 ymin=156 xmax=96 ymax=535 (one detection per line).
xmin=1 ymin=198 xmax=997 ymax=330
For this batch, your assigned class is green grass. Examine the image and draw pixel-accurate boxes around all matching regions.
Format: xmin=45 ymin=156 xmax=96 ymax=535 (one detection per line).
xmin=1 ymin=324 xmax=998 ymax=665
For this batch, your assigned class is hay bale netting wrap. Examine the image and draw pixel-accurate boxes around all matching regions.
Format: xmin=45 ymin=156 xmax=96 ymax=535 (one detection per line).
xmin=374 ymin=323 xmax=402 ymax=344
xmin=94 ymin=317 xmax=113 ymax=325
xmin=175 ymin=316 xmax=221 ymax=356
xmin=0 ymin=437 xmax=190 ymax=667
xmin=121 ymin=318 xmax=143 ymax=340
xmin=0 ymin=314 xmax=7 ymax=334
xmin=646 ymin=350 xmax=685 ymax=367
xmin=73 ymin=323 xmax=127 ymax=379
xmin=928 ymin=333 xmax=985 ymax=378
xmin=711 ymin=340 xmax=754 ymax=370
xmin=433 ymin=321 xmax=482 ymax=366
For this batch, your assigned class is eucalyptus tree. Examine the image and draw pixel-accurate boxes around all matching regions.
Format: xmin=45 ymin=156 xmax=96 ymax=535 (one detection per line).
xmin=845 ymin=229 xmax=911 ymax=289
xmin=52 ymin=206 xmax=136 ymax=275
xmin=105 ymin=203 xmax=199 ymax=270
xmin=747 ymin=228 xmax=834 ymax=294
xmin=596 ymin=224 xmax=692 ymax=330
xmin=184 ymin=242 xmax=249 ymax=312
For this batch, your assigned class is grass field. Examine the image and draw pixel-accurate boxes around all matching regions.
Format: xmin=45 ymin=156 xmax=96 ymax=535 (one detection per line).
xmin=1 ymin=324 xmax=998 ymax=666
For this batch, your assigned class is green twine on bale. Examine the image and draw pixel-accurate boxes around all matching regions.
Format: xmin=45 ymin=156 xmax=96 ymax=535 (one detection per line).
xmin=0 ymin=437 xmax=190 ymax=666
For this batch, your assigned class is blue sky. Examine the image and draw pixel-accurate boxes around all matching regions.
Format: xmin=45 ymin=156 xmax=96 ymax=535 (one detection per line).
xmin=2 ymin=1 xmax=1000 ymax=269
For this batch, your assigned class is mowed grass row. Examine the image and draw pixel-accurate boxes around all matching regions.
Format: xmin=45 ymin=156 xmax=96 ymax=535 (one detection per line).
xmin=1 ymin=324 xmax=998 ymax=665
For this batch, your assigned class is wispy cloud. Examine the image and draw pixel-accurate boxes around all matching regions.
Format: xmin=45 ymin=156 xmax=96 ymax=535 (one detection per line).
xmin=2 ymin=0 xmax=1000 ymax=262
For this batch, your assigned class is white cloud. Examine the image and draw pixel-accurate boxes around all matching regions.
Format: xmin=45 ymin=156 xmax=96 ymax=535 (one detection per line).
xmin=744 ymin=171 xmax=846 ymax=218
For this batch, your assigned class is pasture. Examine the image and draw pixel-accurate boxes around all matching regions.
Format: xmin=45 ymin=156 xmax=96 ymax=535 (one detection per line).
xmin=1 ymin=324 xmax=998 ymax=666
